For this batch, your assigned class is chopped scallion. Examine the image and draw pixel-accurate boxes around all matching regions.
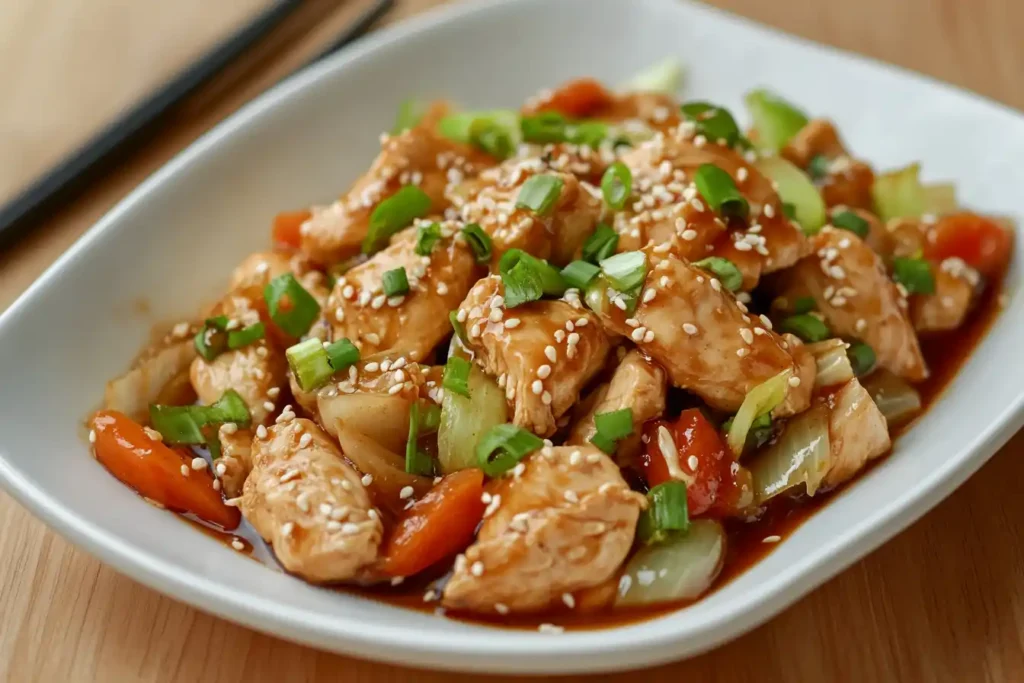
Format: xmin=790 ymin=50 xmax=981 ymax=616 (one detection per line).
xmin=561 ymin=260 xmax=601 ymax=290
xmin=847 ymin=341 xmax=877 ymax=377
xmin=566 ymin=120 xmax=608 ymax=147
xmin=442 ymin=356 xmax=472 ymax=398
xmin=637 ymin=480 xmax=690 ymax=544
xmin=892 ymin=257 xmax=936 ymax=295
xmin=470 ymin=118 xmax=515 ymax=159
xmin=392 ymin=99 xmax=425 ymax=134
xmin=693 ymin=256 xmax=743 ymax=292
xmin=521 ymin=112 xmax=568 ymax=143
xmin=831 ymin=210 xmax=870 ymax=238
xmin=680 ymin=102 xmax=741 ymax=146
xmin=382 ymin=267 xmax=410 ymax=297
xmin=807 ymin=154 xmax=831 ymax=180
xmin=226 ymin=322 xmax=265 ymax=350
xmin=515 ymin=174 xmax=563 ymax=216
xmin=460 ymin=223 xmax=492 ymax=264
xmin=325 ymin=338 xmax=359 ymax=372
xmin=449 ymin=310 xmax=468 ymax=345
xmin=264 ymin=273 xmax=321 ymax=337
xmin=581 ymin=223 xmax=619 ymax=264
xmin=194 ymin=316 xmax=229 ymax=361
xmin=601 ymin=162 xmax=633 ymax=210
xmin=476 ymin=423 xmax=544 ymax=477
xmin=694 ymin=163 xmax=749 ymax=220
xmin=780 ymin=313 xmax=831 ymax=343
xmin=590 ymin=407 xmax=634 ymax=455
xmin=363 ymin=185 xmax=432 ymax=254
xmin=149 ymin=405 xmax=205 ymax=445
xmin=782 ymin=202 xmax=797 ymax=219
xmin=286 ymin=338 xmax=334 ymax=391
xmin=414 ymin=222 xmax=443 ymax=256
xmin=498 ymin=249 xmax=567 ymax=308
xmin=599 ymin=251 xmax=648 ymax=292
xmin=405 ymin=401 xmax=435 ymax=477
xmin=793 ymin=296 xmax=817 ymax=315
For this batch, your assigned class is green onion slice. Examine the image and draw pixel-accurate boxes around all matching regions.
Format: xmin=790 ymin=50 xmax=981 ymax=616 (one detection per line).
xmin=382 ymin=267 xmax=410 ymax=297
xmin=590 ymin=408 xmax=634 ymax=453
xmin=226 ymin=322 xmax=265 ymax=350
xmin=637 ymin=480 xmax=690 ymax=544
xmin=601 ymin=162 xmax=633 ymax=210
xmin=831 ymin=210 xmax=870 ymax=238
xmin=693 ymin=256 xmax=743 ymax=292
xmin=847 ymin=341 xmax=877 ymax=377
xmin=680 ymin=102 xmax=741 ymax=147
xmin=414 ymin=222 xmax=443 ymax=256
xmin=264 ymin=273 xmax=321 ymax=338
xmin=363 ymin=185 xmax=432 ymax=254
xmin=325 ymin=338 xmax=360 ymax=373
xmin=499 ymin=249 xmax=567 ymax=308
xmin=892 ymin=256 xmax=936 ymax=295
xmin=286 ymin=338 xmax=335 ymax=391
xmin=600 ymin=251 xmax=648 ymax=292
xmin=515 ymin=174 xmax=563 ymax=216
xmin=442 ymin=356 xmax=472 ymax=398
xmin=807 ymin=154 xmax=831 ymax=180
xmin=566 ymin=120 xmax=608 ymax=147
xmin=437 ymin=109 xmax=520 ymax=145
xmin=743 ymin=89 xmax=809 ymax=152
xmin=461 ymin=223 xmax=492 ymax=264
xmin=476 ymin=423 xmax=544 ymax=477
xmin=194 ymin=316 xmax=229 ymax=361
xmin=470 ymin=118 xmax=515 ymax=159
xmin=521 ymin=112 xmax=568 ymax=143
xmin=150 ymin=389 xmax=251 ymax=445
xmin=780 ymin=313 xmax=831 ymax=343
xmin=449 ymin=310 xmax=468 ymax=346
xmin=561 ymin=260 xmax=601 ymax=290
xmin=793 ymin=296 xmax=816 ymax=315
xmin=782 ymin=202 xmax=797 ymax=219
xmin=581 ymin=223 xmax=619 ymax=264
xmin=392 ymin=99 xmax=425 ymax=135
xmin=405 ymin=401 xmax=435 ymax=477
xmin=694 ymin=163 xmax=749 ymax=220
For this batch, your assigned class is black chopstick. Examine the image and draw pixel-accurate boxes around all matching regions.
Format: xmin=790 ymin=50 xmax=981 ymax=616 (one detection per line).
xmin=0 ymin=0 xmax=393 ymax=251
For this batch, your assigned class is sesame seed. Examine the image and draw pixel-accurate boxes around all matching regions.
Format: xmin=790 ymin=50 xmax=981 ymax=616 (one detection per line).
xmin=263 ymin=401 xmax=275 ymax=412
xmin=256 ymin=425 xmax=268 ymax=439
xmin=388 ymin=384 xmax=403 ymax=395
xmin=788 ymin=376 xmax=802 ymax=387
xmin=342 ymin=522 xmax=361 ymax=535
xmin=644 ymin=330 xmax=655 ymax=343
xmin=537 ymin=364 xmax=552 ymax=379
xmin=642 ymin=289 xmax=656 ymax=303
xmin=736 ymin=348 xmax=749 ymax=358
xmin=495 ymin=603 xmax=510 ymax=614
xmin=436 ymin=282 xmax=449 ymax=296
xmin=531 ymin=380 xmax=544 ymax=395
xmin=361 ymin=474 xmax=373 ymax=486
xmin=687 ymin=455 xmax=699 ymax=470
xmin=456 ymin=309 xmax=468 ymax=323
xmin=763 ymin=535 xmax=782 ymax=543
xmin=740 ymin=328 xmax=754 ymax=345
xmin=471 ymin=561 xmax=485 ymax=576
xmin=504 ymin=318 xmax=521 ymax=329
xmin=564 ymin=490 xmax=579 ymax=503
xmin=544 ymin=345 xmax=557 ymax=362
xmin=541 ymin=391 xmax=552 ymax=405
xmin=399 ymin=486 xmax=414 ymax=499
xmin=554 ymin=330 xmax=566 ymax=342
xmin=576 ymin=317 xmax=588 ymax=327
xmin=488 ymin=308 xmax=503 ymax=322
xmin=190 ymin=457 xmax=207 ymax=471
xmin=630 ymin=327 xmax=647 ymax=342
xmin=567 ymin=332 xmax=580 ymax=346
xmin=180 ymin=465 xmax=189 ymax=477
xmin=281 ymin=522 xmax=294 ymax=537
xmin=231 ymin=539 xmax=245 ymax=551
xmin=681 ymin=229 xmax=698 ymax=241
xmin=562 ymin=593 xmax=576 ymax=608
xmin=683 ymin=323 xmax=698 ymax=335
xmin=710 ymin=278 xmax=722 ymax=292
xmin=855 ymin=318 xmax=867 ymax=333
xmin=538 ymin=623 xmax=564 ymax=634
xmin=88 ymin=429 xmax=97 ymax=444
xmin=759 ymin=314 xmax=773 ymax=330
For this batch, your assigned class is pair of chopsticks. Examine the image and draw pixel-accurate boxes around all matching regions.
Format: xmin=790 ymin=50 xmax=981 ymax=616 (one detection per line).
xmin=0 ymin=0 xmax=394 ymax=251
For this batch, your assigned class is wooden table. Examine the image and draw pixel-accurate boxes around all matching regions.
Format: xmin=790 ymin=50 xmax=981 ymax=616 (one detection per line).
xmin=2 ymin=0 xmax=1023 ymax=680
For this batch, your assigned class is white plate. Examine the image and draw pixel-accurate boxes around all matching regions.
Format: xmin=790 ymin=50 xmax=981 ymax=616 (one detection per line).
xmin=1 ymin=0 xmax=1022 ymax=674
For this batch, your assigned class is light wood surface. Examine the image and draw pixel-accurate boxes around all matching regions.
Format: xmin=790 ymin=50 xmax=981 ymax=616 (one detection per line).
xmin=2 ymin=0 xmax=1023 ymax=681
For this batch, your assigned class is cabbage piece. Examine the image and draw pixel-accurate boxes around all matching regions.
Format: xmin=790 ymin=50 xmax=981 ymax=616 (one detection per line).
xmin=726 ymin=369 xmax=792 ymax=456
xmin=317 ymin=391 xmax=411 ymax=455
xmin=438 ymin=364 xmax=508 ymax=473
xmin=744 ymin=89 xmax=809 ymax=152
xmin=622 ymin=58 xmax=684 ymax=94
xmin=755 ymin=156 xmax=826 ymax=234
xmin=104 ymin=339 xmax=197 ymax=421
xmin=806 ymin=339 xmax=854 ymax=389
xmin=330 ymin=422 xmax=432 ymax=515
xmin=615 ymin=520 xmax=725 ymax=608
xmin=861 ymin=369 xmax=922 ymax=427
xmin=748 ymin=404 xmax=831 ymax=505
xmin=872 ymin=164 xmax=957 ymax=221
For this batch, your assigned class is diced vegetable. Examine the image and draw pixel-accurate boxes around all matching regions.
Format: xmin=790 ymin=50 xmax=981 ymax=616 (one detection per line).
xmin=498 ymin=249 xmax=567 ymax=308
xmin=847 ymin=342 xmax=877 ymax=377
xmin=636 ymin=481 xmax=690 ymax=544
xmin=924 ymin=212 xmax=1013 ymax=278
xmin=692 ymin=256 xmax=743 ymax=292
xmin=623 ymin=58 xmax=684 ymax=94
xmin=438 ymin=363 xmax=509 ymax=473
xmin=89 ymin=411 xmax=240 ymax=529
xmin=892 ymin=256 xmax=936 ymax=295
xmin=363 ymin=185 xmax=433 ymax=254
xmin=476 ymin=423 xmax=544 ymax=477
xmin=872 ymin=163 xmax=956 ymax=221
xmin=381 ymin=469 xmax=487 ymax=578
xmin=561 ymin=260 xmax=601 ymax=290
xmin=726 ymin=370 xmax=792 ymax=457
xmin=330 ymin=425 xmax=432 ymax=516
xmin=532 ymin=78 xmax=614 ymax=118
xmin=271 ymin=210 xmax=310 ymax=249
xmin=747 ymin=404 xmax=831 ymax=505
xmin=382 ymin=267 xmax=410 ymax=297
xmin=590 ymin=407 xmax=634 ymax=454
xmin=831 ymin=210 xmax=870 ymax=239
xmin=601 ymin=162 xmax=633 ymax=210
xmin=461 ymin=223 xmax=493 ymax=264
xmin=264 ymin=273 xmax=321 ymax=338
xmin=924 ymin=183 xmax=958 ymax=215
xmin=600 ymin=251 xmax=648 ymax=292
xmin=516 ymin=174 xmax=564 ymax=216
xmin=805 ymin=339 xmax=854 ymax=388
xmin=437 ymin=109 xmax=520 ymax=145
xmin=861 ymin=369 xmax=922 ymax=427
xmin=615 ymin=520 xmax=726 ymax=608
xmin=780 ymin=313 xmax=831 ymax=343
xmin=318 ymin=391 xmax=412 ymax=454
xmin=414 ymin=222 xmax=443 ymax=256
xmin=405 ymin=401 xmax=435 ymax=477
xmin=286 ymin=338 xmax=334 ymax=391
xmin=442 ymin=356 xmax=472 ymax=398
xmin=694 ymin=163 xmax=748 ymax=219
xmin=581 ymin=223 xmax=619 ymax=264
xmin=743 ymin=89 xmax=809 ymax=152
xmin=755 ymin=156 xmax=826 ymax=233
xmin=193 ymin=316 xmax=229 ymax=361
xmin=681 ymin=103 xmax=742 ymax=148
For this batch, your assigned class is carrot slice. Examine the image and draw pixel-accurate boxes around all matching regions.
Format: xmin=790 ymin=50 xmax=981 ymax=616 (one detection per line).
xmin=271 ymin=209 xmax=311 ymax=250
xmin=380 ymin=468 xmax=486 ymax=577
xmin=924 ymin=212 xmax=1013 ymax=279
xmin=530 ymin=78 xmax=614 ymax=118
xmin=89 ymin=410 xmax=240 ymax=530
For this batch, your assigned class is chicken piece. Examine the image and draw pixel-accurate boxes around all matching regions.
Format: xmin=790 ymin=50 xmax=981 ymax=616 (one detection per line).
xmin=241 ymin=418 xmax=383 ymax=583
xmin=593 ymin=254 xmax=814 ymax=417
xmin=441 ymin=445 xmax=646 ymax=614
xmin=229 ymin=251 xmax=327 ymax=303
xmin=450 ymin=162 xmax=602 ymax=265
xmin=831 ymin=206 xmax=888 ymax=257
xmin=781 ymin=119 xmax=874 ymax=210
xmin=772 ymin=227 xmax=928 ymax=381
xmin=568 ymin=350 xmax=667 ymax=463
xmin=297 ymin=115 xmax=490 ymax=266
xmin=214 ymin=425 xmax=253 ymax=499
xmin=457 ymin=275 xmax=610 ymax=437
xmin=522 ymin=79 xmax=681 ymax=133
xmin=104 ymin=337 xmax=197 ymax=421
xmin=612 ymin=130 xmax=809 ymax=285
xmin=822 ymin=378 xmax=891 ymax=488
xmin=911 ymin=259 xmax=978 ymax=333
xmin=325 ymin=223 xmax=481 ymax=361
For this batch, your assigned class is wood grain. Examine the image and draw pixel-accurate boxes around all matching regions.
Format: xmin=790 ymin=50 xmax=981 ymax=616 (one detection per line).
xmin=2 ymin=1 xmax=1023 ymax=681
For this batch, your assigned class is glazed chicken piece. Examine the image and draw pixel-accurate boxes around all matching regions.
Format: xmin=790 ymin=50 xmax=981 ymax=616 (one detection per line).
xmin=214 ymin=425 xmax=253 ymax=499
xmin=593 ymin=254 xmax=814 ymax=417
xmin=612 ymin=130 xmax=809 ymax=287
xmin=821 ymin=378 xmax=891 ymax=488
xmin=241 ymin=418 xmax=383 ymax=583
xmin=325 ymin=223 xmax=481 ymax=361
xmin=297 ymin=109 xmax=491 ymax=266
xmin=568 ymin=349 xmax=667 ymax=463
xmin=229 ymin=251 xmax=329 ymax=307
xmin=457 ymin=275 xmax=610 ymax=437
xmin=782 ymin=119 xmax=875 ymax=210
xmin=449 ymin=163 xmax=602 ymax=266
xmin=911 ymin=260 xmax=977 ymax=333
xmin=104 ymin=336 xmax=197 ymax=421
xmin=442 ymin=445 xmax=646 ymax=614
xmin=772 ymin=227 xmax=929 ymax=381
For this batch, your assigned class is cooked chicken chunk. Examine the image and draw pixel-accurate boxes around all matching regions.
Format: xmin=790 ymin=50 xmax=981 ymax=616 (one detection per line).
xmin=450 ymin=163 xmax=602 ymax=265
xmin=612 ymin=130 xmax=809 ymax=285
xmin=104 ymin=337 xmax=197 ymax=421
xmin=568 ymin=350 xmax=667 ymax=463
xmin=822 ymin=378 xmax=891 ymax=488
xmin=229 ymin=251 xmax=328 ymax=305
xmin=911 ymin=260 xmax=977 ymax=333
xmin=242 ymin=418 xmax=382 ymax=583
xmin=297 ymin=114 xmax=490 ymax=266
xmin=782 ymin=119 xmax=874 ymax=210
xmin=457 ymin=275 xmax=610 ymax=437
xmin=325 ymin=224 xmax=481 ymax=361
xmin=593 ymin=254 xmax=814 ymax=416
xmin=442 ymin=445 xmax=646 ymax=614
xmin=214 ymin=425 xmax=253 ymax=499
xmin=772 ymin=227 xmax=928 ymax=381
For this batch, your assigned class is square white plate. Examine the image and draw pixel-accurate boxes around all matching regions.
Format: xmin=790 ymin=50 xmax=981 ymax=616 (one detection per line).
xmin=1 ymin=0 xmax=1022 ymax=674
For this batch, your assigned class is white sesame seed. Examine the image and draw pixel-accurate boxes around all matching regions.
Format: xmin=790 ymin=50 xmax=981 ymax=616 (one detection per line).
xmin=281 ymin=522 xmax=294 ymax=537
xmin=190 ymin=457 xmax=207 ymax=471
xmin=630 ymin=327 xmax=647 ymax=342
xmin=643 ymin=330 xmax=655 ymax=343
xmin=855 ymin=318 xmax=867 ymax=333
xmin=788 ymin=376 xmax=802 ymax=387
xmin=361 ymin=474 xmax=373 ymax=486
xmin=263 ymin=401 xmax=275 ymax=413
xmin=564 ymin=490 xmax=579 ymax=503
xmin=710 ymin=278 xmax=722 ymax=292
xmin=495 ymin=603 xmax=510 ymax=614
xmin=541 ymin=391 xmax=552 ymax=405
xmin=681 ymin=229 xmax=698 ymax=241
xmin=88 ymin=429 xmax=97 ymax=444
xmin=739 ymin=328 xmax=754 ymax=345
xmin=342 ymin=522 xmax=361 ymax=535
xmin=683 ymin=323 xmax=698 ymax=335
xmin=388 ymin=384 xmax=404 ymax=395
xmin=567 ymin=332 xmax=580 ymax=346
xmin=531 ymin=380 xmax=544 ymax=395
xmin=562 ymin=593 xmax=576 ymax=608
xmin=399 ymin=486 xmax=414 ymax=499
xmin=471 ymin=561 xmax=485 ymax=576
xmin=763 ymin=535 xmax=782 ymax=543
xmin=488 ymin=308 xmax=503 ymax=322
xmin=537 ymin=364 xmax=552 ymax=379
xmin=736 ymin=347 xmax=749 ymax=358
xmin=554 ymin=330 xmax=566 ymax=342
xmin=256 ymin=425 xmax=268 ymax=439
xmin=544 ymin=345 xmax=558 ymax=362
xmin=504 ymin=318 xmax=521 ymax=329
xmin=231 ymin=539 xmax=245 ymax=551
xmin=575 ymin=317 xmax=588 ymax=327
xmin=538 ymin=623 xmax=564 ymax=634
xmin=180 ymin=465 xmax=189 ymax=477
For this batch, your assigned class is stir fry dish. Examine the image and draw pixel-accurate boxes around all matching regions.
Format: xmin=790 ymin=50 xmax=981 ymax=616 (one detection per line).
xmin=89 ymin=62 xmax=1013 ymax=631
